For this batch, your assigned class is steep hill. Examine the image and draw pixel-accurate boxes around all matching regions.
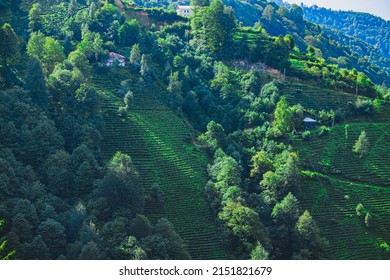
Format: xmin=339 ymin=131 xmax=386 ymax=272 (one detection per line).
xmin=303 ymin=5 xmax=390 ymax=60
xmin=133 ymin=0 xmax=390 ymax=85
xmin=92 ymin=68 xmax=231 ymax=259
xmin=279 ymin=81 xmax=390 ymax=259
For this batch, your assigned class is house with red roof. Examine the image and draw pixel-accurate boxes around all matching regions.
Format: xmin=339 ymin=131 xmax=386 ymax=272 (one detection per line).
xmin=106 ymin=52 xmax=126 ymax=67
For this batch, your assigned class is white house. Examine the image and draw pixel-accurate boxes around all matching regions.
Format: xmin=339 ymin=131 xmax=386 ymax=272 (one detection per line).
xmin=176 ymin=5 xmax=193 ymax=17
xmin=106 ymin=52 xmax=126 ymax=67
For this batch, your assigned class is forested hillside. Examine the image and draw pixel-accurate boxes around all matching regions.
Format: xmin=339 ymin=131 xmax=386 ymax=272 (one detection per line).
xmin=133 ymin=0 xmax=390 ymax=86
xmin=301 ymin=5 xmax=390 ymax=87
xmin=1 ymin=0 xmax=390 ymax=260
xmin=303 ymin=6 xmax=390 ymax=60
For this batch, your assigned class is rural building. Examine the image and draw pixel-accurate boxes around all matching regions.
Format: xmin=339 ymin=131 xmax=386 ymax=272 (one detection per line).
xmin=176 ymin=5 xmax=193 ymax=17
xmin=303 ymin=117 xmax=318 ymax=129
xmin=106 ymin=52 xmax=126 ymax=67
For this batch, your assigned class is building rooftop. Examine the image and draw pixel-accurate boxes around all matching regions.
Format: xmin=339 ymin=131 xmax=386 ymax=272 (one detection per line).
xmin=177 ymin=5 xmax=192 ymax=9
xmin=303 ymin=117 xmax=317 ymax=123
xmin=109 ymin=52 xmax=125 ymax=59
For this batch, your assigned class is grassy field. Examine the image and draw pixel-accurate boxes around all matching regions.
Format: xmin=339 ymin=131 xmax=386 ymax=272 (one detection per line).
xmin=93 ymin=68 xmax=231 ymax=260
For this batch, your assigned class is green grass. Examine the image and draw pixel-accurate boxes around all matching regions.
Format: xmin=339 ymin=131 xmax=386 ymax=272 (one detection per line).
xmin=93 ymin=69 xmax=231 ymax=260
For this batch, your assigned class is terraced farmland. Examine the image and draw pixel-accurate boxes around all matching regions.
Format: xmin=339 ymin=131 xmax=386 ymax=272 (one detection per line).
xmin=299 ymin=174 xmax=390 ymax=259
xmin=294 ymin=120 xmax=390 ymax=259
xmin=297 ymin=123 xmax=390 ymax=187
xmin=93 ymin=69 xmax=231 ymax=260
xmin=280 ymin=82 xmax=357 ymax=111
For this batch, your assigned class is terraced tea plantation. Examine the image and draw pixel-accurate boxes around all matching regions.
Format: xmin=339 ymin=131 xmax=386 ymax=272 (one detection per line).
xmin=280 ymin=82 xmax=357 ymax=111
xmin=93 ymin=69 xmax=231 ymax=260
xmin=299 ymin=174 xmax=390 ymax=259
xmin=295 ymin=122 xmax=390 ymax=259
xmin=297 ymin=123 xmax=390 ymax=187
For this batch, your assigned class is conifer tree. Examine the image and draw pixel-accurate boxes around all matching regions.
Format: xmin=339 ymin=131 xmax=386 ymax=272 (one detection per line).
xmin=0 ymin=23 xmax=19 ymax=67
xmin=28 ymin=3 xmax=43 ymax=33
xmin=24 ymin=58 xmax=48 ymax=109
xmin=250 ymin=242 xmax=269 ymax=260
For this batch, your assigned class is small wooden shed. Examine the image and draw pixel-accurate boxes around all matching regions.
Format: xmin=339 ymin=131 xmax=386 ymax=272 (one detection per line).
xmin=303 ymin=117 xmax=318 ymax=129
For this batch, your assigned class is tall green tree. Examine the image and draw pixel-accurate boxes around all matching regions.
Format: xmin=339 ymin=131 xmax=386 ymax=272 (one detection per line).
xmin=353 ymin=130 xmax=370 ymax=158
xmin=219 ymin=201 xmax=266 ymax=244
xmin=130 ymin=44 xmax=141 ymax=66
xmin=118 ymin=19 xmax=140 ymax=47
xmin=274 ymin=96 xmax=293 ymax=133
xmin=140 ymin=54 xmax=151 ymax=80
xmin=0 ymin=23 xmax=19 ymax=67
xmin=24 ymin=58 xmax=48 ymax=109
xmin=294 ymin=210 xmax=326 ymax=259
xmin=271 ymin=192 xmax=300 ymax=226
xmin=28 ymin=3 xmax=43 ymax=33
xmin=205 ymin=121 xmax=227 ymax=150
xmin=167 ymin=71 xmax=183 ymax=108
xmin=37 ymin=219 xmax=67 ymax=259
xmin=26 ymin=31 xmax=45 ymax=59
xmin=250 ymin=242 xmax=269 ymax=260
xmin=250 ymin=151 xmax=274 ymax=180
xmin=68 ymin=0 xmax=78 ymax=17
xmin=154 ymin=218 xmax=191 ymax=259
xmin=42 ymin=37 xmax=65 ymax=74
xmin=27 ymin=33 xmax=65 ymax=74
xmin=203 ymin=0 xmax=236 ymax=57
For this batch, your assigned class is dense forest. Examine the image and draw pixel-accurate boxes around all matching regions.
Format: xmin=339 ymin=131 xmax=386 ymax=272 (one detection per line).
xmin=300 ymin=5 xmax=390 ymax=86
xmin=1 ymin=0 xmax=390 ymax=260
xmin=303 ymin=5 xmax=390 ymax=60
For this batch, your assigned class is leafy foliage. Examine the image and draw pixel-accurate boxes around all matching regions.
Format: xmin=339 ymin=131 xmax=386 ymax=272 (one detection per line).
xmin=352 ymin=130 xmax=370 ymax=158
xmin=0 ymin=219 xmax=16 ymax=260
xmin=1 ymin=0 xmax=386 ymax=261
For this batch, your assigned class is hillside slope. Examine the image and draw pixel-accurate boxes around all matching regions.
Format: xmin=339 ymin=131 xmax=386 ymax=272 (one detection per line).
xmin=132 ymin=0 xmax=390 ymax=85
xmin=93 ymin=69 xmax=231 ymax=260
xmin=280 ymin=83 xmax=390 ymax=259
xmin=303 ymin=5 xmax=390 ymax=60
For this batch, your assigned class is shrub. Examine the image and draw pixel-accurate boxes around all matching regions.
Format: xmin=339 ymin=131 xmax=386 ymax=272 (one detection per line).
xmin=318 ymin=126 xmax=331 ymax=136
xmin=355 ymin=203 xmax=365 ymax=216
xmin=302 ymin=131 xmax=311 ymax=141
xmin=365 ymin=212 xmax=373 ymax=227
xmin=117 ymin=106 xmax=127 ymax=117
xmin=355 ymin=98 xmax=373 ymax=115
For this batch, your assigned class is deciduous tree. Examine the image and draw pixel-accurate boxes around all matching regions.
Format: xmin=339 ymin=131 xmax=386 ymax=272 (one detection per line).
xmin=274 ymin=96 xmax=293 ymax=133
xmin=353 ymin=130 xmax=370 ymax=158
xmin=130 ymin=44 xmax=141 ymax=66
